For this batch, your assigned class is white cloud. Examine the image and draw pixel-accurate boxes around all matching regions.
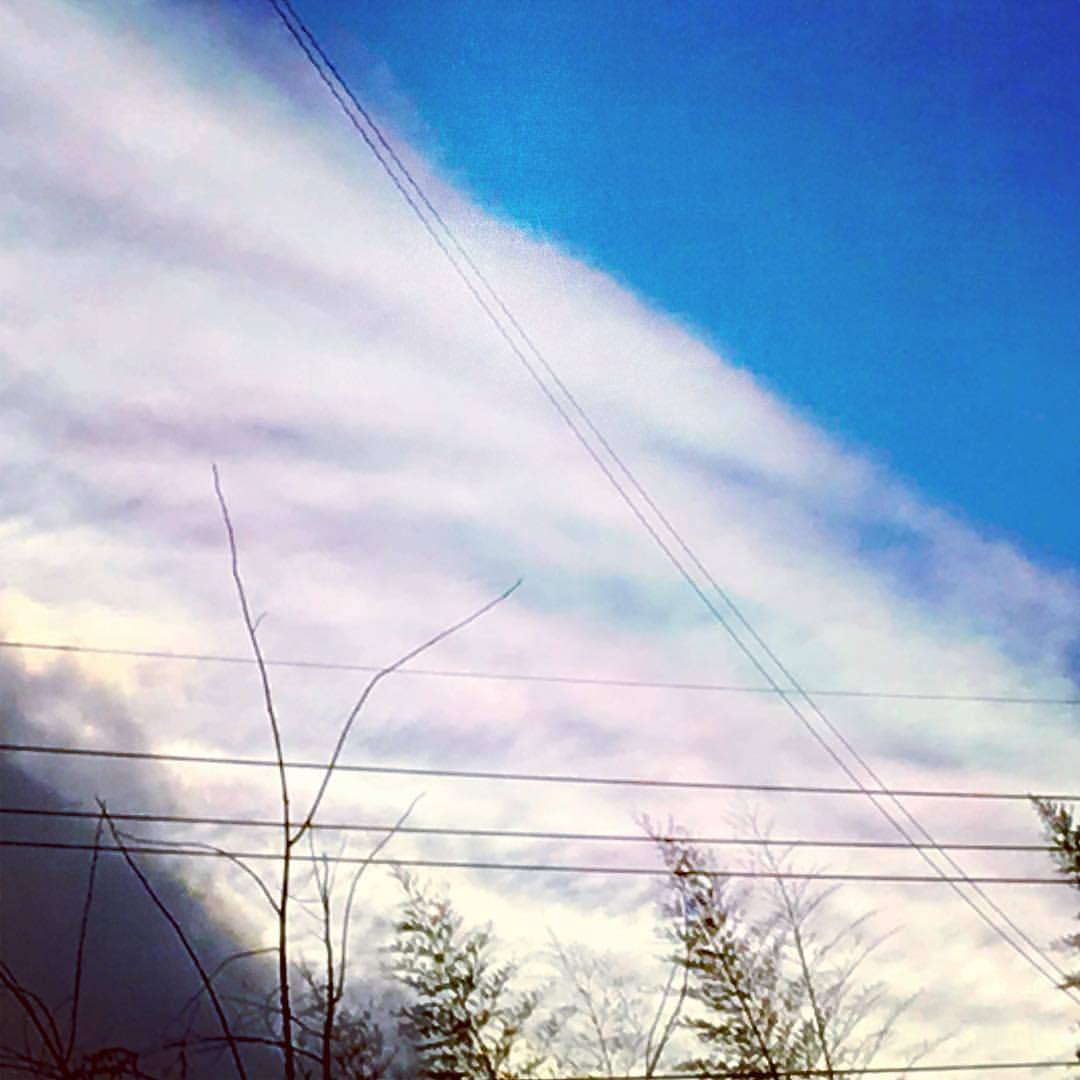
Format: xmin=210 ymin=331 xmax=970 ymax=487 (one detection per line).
xmin=2 ymin=0 xmax=1079 ymax=1068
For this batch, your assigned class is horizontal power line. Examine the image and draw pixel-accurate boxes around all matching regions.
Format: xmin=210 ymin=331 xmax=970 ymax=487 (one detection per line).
xmin=2 ymin=638 xmax=1077 ymax=707
xmin=0 ymin=839 xmax=1067 ymax=885
xmin=0 ymin=806 xmax=1050 ymax=853
xmin=2 ymin=741 xmax=1075 ymax=802
xmin=535 ymin=1063 xmax=1079 ymax=1079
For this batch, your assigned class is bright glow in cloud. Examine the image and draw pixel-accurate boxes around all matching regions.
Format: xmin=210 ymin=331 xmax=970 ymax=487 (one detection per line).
xmin=2 ymin=0 xmax=1079 ymax=1068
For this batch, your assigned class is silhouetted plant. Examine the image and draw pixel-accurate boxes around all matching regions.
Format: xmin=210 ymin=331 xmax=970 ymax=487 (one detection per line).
xmin=1032 ymin=796 xmax=1080 ymax=1066
xmin=212 ymin=465 xmax=521 ymax=1078
xmin=294 ymin=969 xmax=408 ymax=1080
xmin=390 ymin=870 xmax=547 ymax=1079
xmin=539 ymin=936 xmax=689 ymax=1078
xmin=650 ymin=822 xmax=928 ymax=1079
xmin=0 ymin=809 xmax=166 ymax=1079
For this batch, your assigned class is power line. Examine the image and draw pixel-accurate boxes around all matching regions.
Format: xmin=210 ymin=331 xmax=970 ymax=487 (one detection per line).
xmin=3 ymin=741 xmax=1076 ymax=802
xmin=264 ymin=0 xmax=1078 ymax=999
xmin=3 ymin=638 xmax=1076 ymax=708
xmin=0 ymin=839 xmax=1067 ymax=885
xmin=537 ymin=1065 xmax=1078 ymax=1079
xmin=0 ymin=806 xmax=1050 ymax=853
xmin=539 ymin=1066 xmax=1078 ymax=1079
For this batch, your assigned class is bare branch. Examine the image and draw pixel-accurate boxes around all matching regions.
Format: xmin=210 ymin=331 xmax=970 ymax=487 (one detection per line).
xmin=211 ymin=468 xmax=521 ymax=1080
xmin=295 ymin=578 xmax=522 ymax=840
xmin=114 ymin=827 xmax=279 ymax=914
xmin=212 ymin=464 xmax=291 ymax=826
xmin=0 ymin=961 xmax=70 ymax=1078
xmin=176 ymin=946 xmax=279 ymax=1028
xmin=750 ymin=823 xmax=835 ymax=1078
xmin=642 ymin=951 xmax=678 ymax=1072
xmin=305 ymin=837 xmax=336 ymax=1080
xmin=67 ymin=810 xmax=105 ymax=1060
xmin=777 ymin=873 xmax=834 ymax=1076
xmin=549 ymin=935 xmax=615 ymax=1076
xmin=213 ymin=463 xmax=296 ymax=1080
xmin=98 ymin=801 xmax=249 ymax=1080
xmin=163 ymin=1033 xmax=323 ymax=1070
xmin=643 ymin=911 xmax=690 ymax=1076
xmin=339 ymin=793 xmax=424 ymax=995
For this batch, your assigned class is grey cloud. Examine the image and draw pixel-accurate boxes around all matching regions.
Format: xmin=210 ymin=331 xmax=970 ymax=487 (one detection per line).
xmin=0 ymin=654 xmax=280 ymax=1077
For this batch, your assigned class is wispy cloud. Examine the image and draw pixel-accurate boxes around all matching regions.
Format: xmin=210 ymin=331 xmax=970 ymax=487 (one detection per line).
xmin=2 ymin=0 xmax=1079 ymax=1066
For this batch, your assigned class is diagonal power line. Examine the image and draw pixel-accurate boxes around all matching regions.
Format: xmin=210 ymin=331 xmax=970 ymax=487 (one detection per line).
xmin=263 ymin=0 xmax=1076 ymax=1000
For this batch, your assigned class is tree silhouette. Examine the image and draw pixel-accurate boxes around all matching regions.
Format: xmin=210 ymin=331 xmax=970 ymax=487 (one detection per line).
xmin=1033 ymin=798 xmax=1080 ymax=995
xmin=390 ymin=870 xmax=545 ymax=1080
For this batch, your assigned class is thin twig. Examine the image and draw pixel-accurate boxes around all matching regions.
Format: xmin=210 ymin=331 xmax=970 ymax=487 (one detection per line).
xmin=115 ymin=828 xmax=279 ymax=914
xmin=311 ymin=794 xmax=423 ymax=1078
xmin=294 ymin=578 xmax=522 ymax=840
xmin=213 ymin=463 xmax=296 ymax=1080
xmin=0 ymin=961 xmax=70 ymax=1078
xmin=176 ymin=946 xmax=279 ymax=1026
xmin=306 ymin=837 xmax=335 ymax=1080
xmin=163 ymin=1034 xmax=324 ymax=1069
xmin=644 ymin=912 xmax=690 ymax=1076
xmin=212 ymin=464 xmax=291 ymax=827
xmin=99 ymin=801 xmax=249 ymax=1080
xmin=67 ymin=811 xmax=105 ymax=1060
xmin=550 ymin=935 xmax=614 ymax=1076
xmin=752 ymin=829 xmax=836 ymax=1079
xmin=643 ymin=954 xmax=678 ymax=1072
xmin=338 ymin=793 xmax=423 ymax=995
xmin=777 ymin=874 xmax=835 ymax=1077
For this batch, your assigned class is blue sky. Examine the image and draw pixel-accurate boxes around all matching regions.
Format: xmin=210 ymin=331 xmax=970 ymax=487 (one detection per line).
xmin=277 ymin=0 xmax=1080 ymax=570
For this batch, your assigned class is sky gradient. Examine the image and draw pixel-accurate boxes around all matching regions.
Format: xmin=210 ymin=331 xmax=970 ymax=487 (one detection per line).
xmin=2 ymin=0 xmax=1079 ymax=1072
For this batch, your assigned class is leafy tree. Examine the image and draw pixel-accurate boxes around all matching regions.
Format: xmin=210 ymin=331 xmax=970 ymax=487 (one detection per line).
xmin=1033 ymin=798 xmax=1080 ymax=993
xmin=389 ymin=871 xmax=546 ymax=1080
xmin=655 ymin=832 xmax=818 ymax=1078
xmin=652 ymin=825 xmax=927 ymax=1079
